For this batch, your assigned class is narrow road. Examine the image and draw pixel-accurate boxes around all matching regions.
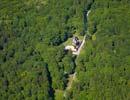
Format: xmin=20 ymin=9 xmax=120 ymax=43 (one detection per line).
xmin=73 ymin=10 xmax=91 ymax=55
xmin=64 ymin=10 xmax=91 ymax=98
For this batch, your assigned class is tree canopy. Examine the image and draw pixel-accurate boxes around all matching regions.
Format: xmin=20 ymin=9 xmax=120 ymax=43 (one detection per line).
xmin=0 ymin=0 xmax=130 ymax=100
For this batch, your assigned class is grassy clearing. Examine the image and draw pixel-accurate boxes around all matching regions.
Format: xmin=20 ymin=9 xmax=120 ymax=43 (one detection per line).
xmin=63 ymin=38 xmax=73 ymax=46
xmin=63 ymin=32 xmax=84 ymax=46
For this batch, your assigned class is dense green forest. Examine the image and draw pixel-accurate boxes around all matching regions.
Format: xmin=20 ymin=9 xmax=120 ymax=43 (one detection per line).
xmin=0 ymin=0 xmax=130 ymax=100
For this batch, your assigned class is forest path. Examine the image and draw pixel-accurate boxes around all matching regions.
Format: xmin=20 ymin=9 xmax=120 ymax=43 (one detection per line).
xmin=66 ymin=72 xmax=76 ymax=90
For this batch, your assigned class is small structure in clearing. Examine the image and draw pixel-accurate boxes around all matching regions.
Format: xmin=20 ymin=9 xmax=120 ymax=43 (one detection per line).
xmin=72 ymin=36 xmax=81 ymax=50
xmin=65 ymin=36 xmax=82 ymax=52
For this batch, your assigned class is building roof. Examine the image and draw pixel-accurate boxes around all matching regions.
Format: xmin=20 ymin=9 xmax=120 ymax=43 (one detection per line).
xmin=72 ymin=36 xmax=79 ymax=44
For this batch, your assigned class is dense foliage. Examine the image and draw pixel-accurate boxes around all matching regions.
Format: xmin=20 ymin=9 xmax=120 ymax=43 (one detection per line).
xmin=0 ymin=0 xmax=130 ymax=100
